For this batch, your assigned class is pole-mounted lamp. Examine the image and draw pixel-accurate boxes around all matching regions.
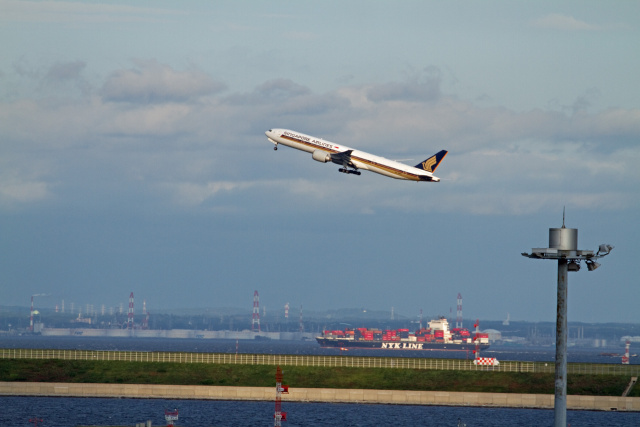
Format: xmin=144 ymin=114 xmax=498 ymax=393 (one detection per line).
xmin=521 ymin=211 xmax=613 ymax=427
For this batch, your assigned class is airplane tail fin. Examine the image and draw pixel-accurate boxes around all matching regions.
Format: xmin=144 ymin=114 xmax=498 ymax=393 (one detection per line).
xmin=415 ymin=150 xmax=448 ymax=173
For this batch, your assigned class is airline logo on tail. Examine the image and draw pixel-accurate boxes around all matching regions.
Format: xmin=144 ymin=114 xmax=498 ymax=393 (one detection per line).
xmin=418 ymin=150 xmax=448 ymax=173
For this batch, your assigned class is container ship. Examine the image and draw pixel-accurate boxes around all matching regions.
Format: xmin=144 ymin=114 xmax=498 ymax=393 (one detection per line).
xmin=316 ymin=317 xmax=490 ymax=351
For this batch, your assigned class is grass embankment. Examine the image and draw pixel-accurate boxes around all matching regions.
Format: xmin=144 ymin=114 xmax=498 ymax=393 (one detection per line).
xmin=0 ymin=359 xmax=637 ymax=397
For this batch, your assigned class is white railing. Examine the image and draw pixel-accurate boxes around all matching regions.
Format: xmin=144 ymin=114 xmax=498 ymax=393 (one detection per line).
xmin=1 ymin=348 xmax=638 ymax=375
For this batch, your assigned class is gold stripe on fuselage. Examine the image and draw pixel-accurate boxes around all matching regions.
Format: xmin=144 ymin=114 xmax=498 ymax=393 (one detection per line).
xmin=281 ymin=134 xmax=423 ymax=181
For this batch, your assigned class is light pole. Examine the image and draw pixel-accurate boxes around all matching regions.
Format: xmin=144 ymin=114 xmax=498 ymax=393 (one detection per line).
xmin=522 ymin=213 xmax=612 ymax=427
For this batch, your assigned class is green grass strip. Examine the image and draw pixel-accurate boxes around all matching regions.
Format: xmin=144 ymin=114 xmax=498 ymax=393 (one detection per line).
xmin=1 ymin=359 xmax=637 ymax=397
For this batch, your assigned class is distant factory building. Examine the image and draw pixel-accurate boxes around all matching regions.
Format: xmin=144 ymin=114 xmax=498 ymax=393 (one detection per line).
xmin=482 ymin=329 xmax=502 ymax=342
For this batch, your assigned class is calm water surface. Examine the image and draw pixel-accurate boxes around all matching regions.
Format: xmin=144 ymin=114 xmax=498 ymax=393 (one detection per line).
xmin=2 ymin=396 xmax=640 ymax=427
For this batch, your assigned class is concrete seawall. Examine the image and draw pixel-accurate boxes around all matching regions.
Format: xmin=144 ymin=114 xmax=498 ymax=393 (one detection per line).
xmin=1 ymin=382 xmax=639 ymax=412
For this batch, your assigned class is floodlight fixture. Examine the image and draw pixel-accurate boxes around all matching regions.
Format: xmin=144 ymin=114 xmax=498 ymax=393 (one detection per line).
xmin=586 ymin=260 xmax=601 ymax=271
xmin=597 ymin=244 xmax=614 ymax=256
xmin=567 ymin=261 xmax=581 ymax=272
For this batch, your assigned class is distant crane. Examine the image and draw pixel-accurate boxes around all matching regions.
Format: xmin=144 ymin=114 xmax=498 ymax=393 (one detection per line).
xmin=503 ymin=313 xmax=510 ymax=326
xmin=299 ymin=305 xmax=304 ymax=333
xmin=142 ymin=300 xmax=149 ymax=330
xmin=127 ymin=292 xmax=134 ymax=329
xmin=252 ymin=291 xmax=261 ymax=332
xmin=456 ymin=293 xmax=463 ymax=329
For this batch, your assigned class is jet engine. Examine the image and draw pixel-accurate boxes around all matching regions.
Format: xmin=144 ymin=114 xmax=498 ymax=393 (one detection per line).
xmin=311 ymin=149 xmax=331 ymax=163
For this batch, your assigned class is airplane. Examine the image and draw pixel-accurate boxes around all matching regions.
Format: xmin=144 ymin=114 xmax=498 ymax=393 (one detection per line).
xmin=265 ymin=128 xmax=447 ymax=182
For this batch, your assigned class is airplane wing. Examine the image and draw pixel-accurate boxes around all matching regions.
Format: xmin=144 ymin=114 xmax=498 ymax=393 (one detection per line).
xmin=330 ymin=150 xmax=355 ymax=168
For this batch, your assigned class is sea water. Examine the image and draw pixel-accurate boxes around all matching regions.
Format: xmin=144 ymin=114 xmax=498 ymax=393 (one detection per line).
xmin=2 ymin=396 xmax=640 ymax=427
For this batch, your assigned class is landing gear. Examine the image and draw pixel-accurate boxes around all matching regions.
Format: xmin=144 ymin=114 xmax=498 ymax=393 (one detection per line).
xmin=273 ymin=145 xmax=278 ymax=151
xmin=338 ymin=168 xmax=361 ymax=175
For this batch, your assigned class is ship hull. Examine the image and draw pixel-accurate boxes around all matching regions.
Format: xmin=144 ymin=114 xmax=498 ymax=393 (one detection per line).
xmin=316 ymin=338 xmax=489 ymax=352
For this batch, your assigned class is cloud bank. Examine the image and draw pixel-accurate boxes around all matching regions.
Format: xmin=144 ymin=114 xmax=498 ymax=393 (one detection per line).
xmin=1 ymin=61 xmax=639 ymax=215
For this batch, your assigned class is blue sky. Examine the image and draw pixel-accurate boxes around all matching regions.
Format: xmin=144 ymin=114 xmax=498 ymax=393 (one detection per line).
xmin=1 ymin=1 xmax=639 ymax=323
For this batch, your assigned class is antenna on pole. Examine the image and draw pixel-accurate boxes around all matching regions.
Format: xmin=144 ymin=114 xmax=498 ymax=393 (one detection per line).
xmin=562 ymin=207 xmax=566 ymax=228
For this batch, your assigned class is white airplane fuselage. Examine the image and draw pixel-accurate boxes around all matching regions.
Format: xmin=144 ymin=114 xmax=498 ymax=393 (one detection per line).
xmin=265 ymin=129 xmax=446 ymax=182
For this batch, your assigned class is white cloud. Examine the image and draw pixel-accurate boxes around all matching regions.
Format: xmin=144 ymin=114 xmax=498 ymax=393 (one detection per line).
xmin=531 ymin=14 xmax=601 ymax=31
xmin=45 ymin=61 xmax=86 ymax=82
xmin=1 ymin=62 xmax=639 ymax=215
xmin=0 ymin=179 xmax=51 ymax=205
xmin=0 ymin=0 xmax=185 ymax=23
xmin=0 ymin=157 xmax=55 ymax=207
xmin=101 ymin=60 xmax=226 ymax=104
xmin=106 ymin=103 xmax=193 ymax=136
xmin=163 ymin=181 xmax=256 ymax=207
xmin=366 ymin=67 xmax=442 ymax=103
